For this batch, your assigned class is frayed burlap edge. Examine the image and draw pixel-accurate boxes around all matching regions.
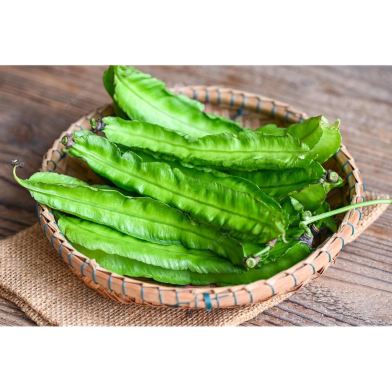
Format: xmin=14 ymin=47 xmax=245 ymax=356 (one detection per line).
xmin=0 ymin=191 xmax=388 ymax=326
xmin=0 ymin=287 xmax=52 ymax=326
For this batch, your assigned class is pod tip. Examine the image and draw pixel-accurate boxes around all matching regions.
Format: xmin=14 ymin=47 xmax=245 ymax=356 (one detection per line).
xmin=11 ymin=159 xmax=24 ymax=168
xmin=295 ymin=232 xmax=314 ymax=248
xmin=61 ymin=132 xmax=75 ymax=149
xmin=244 ymin=256 xmax=261 ymax=269
xmin=326 ymin=170 xmax=339 ymax=184
xmin=90 ymin=118 xmax=106 ymax=132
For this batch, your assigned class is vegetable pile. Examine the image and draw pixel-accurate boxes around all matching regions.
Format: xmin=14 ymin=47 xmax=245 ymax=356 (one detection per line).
xmin=14 ymin=65 xmax=391 ymax=286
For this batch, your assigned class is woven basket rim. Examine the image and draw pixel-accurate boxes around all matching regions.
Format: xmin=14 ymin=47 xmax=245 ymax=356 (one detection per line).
xmin=37 ymin=85 xmax=364 ymax=310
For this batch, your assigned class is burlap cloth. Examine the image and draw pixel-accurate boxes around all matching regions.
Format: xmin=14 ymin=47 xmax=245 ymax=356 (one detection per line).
xmin=0 ymin=191 xmax=388 ymax=326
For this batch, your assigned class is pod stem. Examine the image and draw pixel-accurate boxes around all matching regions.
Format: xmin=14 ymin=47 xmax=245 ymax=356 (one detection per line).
xmin=12 ymin=164 xmax=24 ymax=186
xmin=90 ymin=118 xmax=106 ymax=132
xmin=325 ymin=170 xmax=339 ymax=184
xmin=11 ymin=159 xmax=24 ymax=168
xmin=253 ymin=246 xmax=271 ymax=257
xmin=300 ymin=199 xmax=392 ymax=229
xmin=61 ymin=132 xmax=75 ymax=149
xmin=244 ymin=246 xmax=271 ymax=269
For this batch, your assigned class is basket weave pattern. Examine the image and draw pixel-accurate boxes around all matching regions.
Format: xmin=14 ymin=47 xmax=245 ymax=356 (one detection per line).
xmin=37 ymin=86 xmax=364 ymax=310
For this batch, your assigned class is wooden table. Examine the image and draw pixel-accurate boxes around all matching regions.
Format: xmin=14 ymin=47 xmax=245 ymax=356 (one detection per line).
xmin=0 ymin=66 xmax=391 ymax=326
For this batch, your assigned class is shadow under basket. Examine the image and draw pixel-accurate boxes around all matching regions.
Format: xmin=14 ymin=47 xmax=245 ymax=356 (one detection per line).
xmin=38 ymin=86 xmax=364 ymax=310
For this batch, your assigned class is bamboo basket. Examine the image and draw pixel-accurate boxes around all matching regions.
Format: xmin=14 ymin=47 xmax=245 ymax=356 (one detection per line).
xmin=37 ymin=86 xmax=364 ymax=310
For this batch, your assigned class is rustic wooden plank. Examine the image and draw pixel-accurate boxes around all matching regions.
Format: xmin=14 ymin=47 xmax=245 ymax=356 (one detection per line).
xmin=0 ymin=66 xmax=391 ymax=326
xmin=0 ymin=297 xmax=37 ymax=326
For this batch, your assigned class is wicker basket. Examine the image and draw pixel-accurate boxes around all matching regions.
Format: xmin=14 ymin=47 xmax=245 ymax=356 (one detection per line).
xmin=37 ymin=86 xmax=364 ymax=310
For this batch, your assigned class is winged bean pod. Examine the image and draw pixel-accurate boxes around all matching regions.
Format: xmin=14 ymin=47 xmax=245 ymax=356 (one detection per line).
xmin=253 ymin=116 xmax=342 ymax=164
xmin=27 ymin=171 xmax=137 ymax=196
xmin=101 ymin=117 xmax=317 ymax=171
xmin=57 ymin=213 xmax=245 ymax=274
xmin=102 ymin=66 xmax=129 ymax=120
xmin=13 ymin=167 xmax=245 ymax=264
xmin=281 ymin=175 xmax=344 ymax=213
xmin=67 ymin=131 xmax=286 ymax=241
xmin=223 ymin=161 xmax=326 ymax=198
xmin=253 ymin=124 xmax=287 ymax=136
xmin=77 ymin=240 xmax=312 ymax=286
xmin=121 ymin=148 xmax=286 ymax=235
xmin=110 ymin=65 xmax=243 ymax=138
xmin=286 ymin=116 xmax=341 ymax=163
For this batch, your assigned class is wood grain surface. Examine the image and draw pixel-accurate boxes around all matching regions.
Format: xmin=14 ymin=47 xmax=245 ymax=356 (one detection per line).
xmin=0 ymin=66 xmax=391 ymax=326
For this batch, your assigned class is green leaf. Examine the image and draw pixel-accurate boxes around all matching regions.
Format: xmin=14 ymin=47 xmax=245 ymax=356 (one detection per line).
xmin=57 ymin=213 xmax=245 ymax=274
xmin=68 ymin=131 xmax=286 ymax=241
xmin=14 ymin=169 xmax=245 ymax=264
xmin=224 ymin=161 xmax=326 ymax=198
xmin=77 ymin=239 xmax=311 ymax=286
xmin=286 ymin=116 xmax=342 ymax=163
xmin=102 ymin=116 xmax=317 ymax=171
xmin=111 ymin=65 xmax=243 ymax=138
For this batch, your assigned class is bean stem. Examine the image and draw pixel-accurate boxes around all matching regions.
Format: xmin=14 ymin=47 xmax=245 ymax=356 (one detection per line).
xmin=301 ymin=199 xmax=392 ymax=227
xmin=254 ymin=246 xmax=271 ymax=257
xmin=244 ymin=246 xmax=271 ymax=269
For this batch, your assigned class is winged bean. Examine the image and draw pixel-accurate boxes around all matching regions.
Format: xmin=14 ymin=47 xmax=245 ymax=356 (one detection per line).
xmin=286 ymin=116 xmax=341 ymax=163
xmin=77 ymin=240 xmax=311 ymax=286
xmin=121 ymin=148 xmax=286 ymax=236
xmin=281 ymin=175 xmax=344 ymax=213
xmin=101 ymin=116 xmax=317 ymax=171
xmin=66 ymin=131 xmax=286 ymax=241
xmin=102 ymin=66 xmax=129 ymax=119
xmin=109 ymin=65 xmax=243 ymax=138
xmin=57 ymin=213 xmax=245 ymax=274
xmin=223 ymin=161 xmax=326 ymax=198
xmin=252 ymin=116 xmax=342 ymax=164
xmin=13 ymin=167 xmax=245 ymax=264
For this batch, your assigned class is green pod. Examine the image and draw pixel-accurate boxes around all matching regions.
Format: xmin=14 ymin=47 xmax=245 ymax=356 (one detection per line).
xmin=286 ymin=116 xmax=342 ymax=163
xmin=25 ymin=170 xmax=137 ymax=197
xmin=110 ymin=65 xmax=243 ymax=138
xmin=13 ymin=168 xmax=245 ymax=264
xmin=252 ymin=116 xmax=341 ymax=164
xmin=77 ymin=239 xmax=311 ymax=286
xmin=253 ymin=124 xmax=287 ymax=136
xmin=283 ymin=183 xmax=329 ymax=213
xmin=67 ymin=131 xmax=286 ymax=241
xmin=280 ymin=175 xmax=343 ymax=228
xmin=223 ymin=161 xmax=326 ymax=198
xmin=121 ymin=148 xmax=287 ymax=239
xmin=282 ymin=175 xmax=344 ymax=213
xmin=102 ymin=116 xmax=317 ymax=171
xmin=102 ymin=66 xmax=129 ymax=119
xmin=57 ymin=214 xmax=245 ymax=274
